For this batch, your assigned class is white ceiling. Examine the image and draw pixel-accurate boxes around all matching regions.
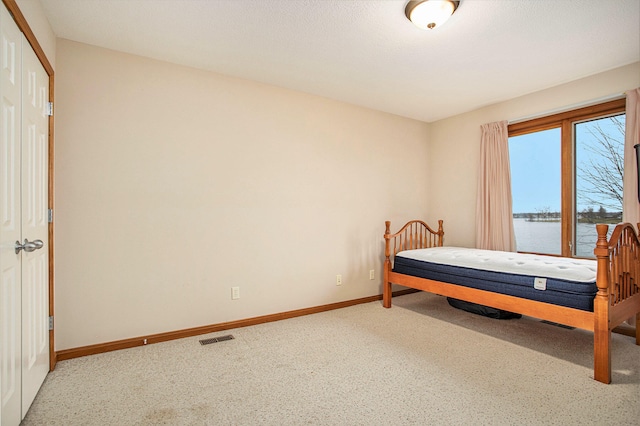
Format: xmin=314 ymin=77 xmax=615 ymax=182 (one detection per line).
xmin=39 ymin=0 xmax=640 ymax=123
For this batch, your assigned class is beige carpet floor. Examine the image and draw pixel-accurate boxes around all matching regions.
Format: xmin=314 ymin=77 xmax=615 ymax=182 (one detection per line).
xmin=23 ymin=292 xmax=640 ymax=425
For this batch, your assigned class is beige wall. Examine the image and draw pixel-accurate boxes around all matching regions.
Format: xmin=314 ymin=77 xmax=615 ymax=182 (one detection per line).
xmin=50 ymin=25 xmax=640 ymax=351
xmin=54 ymin=39 xmax=431 ymax=350
xmin=427 ymin=62 xmax=640 ymax=248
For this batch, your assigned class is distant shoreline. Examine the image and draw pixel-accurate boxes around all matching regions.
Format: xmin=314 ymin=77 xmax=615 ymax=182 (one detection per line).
xmin=512 ymin=216 xmax=621 ymax=225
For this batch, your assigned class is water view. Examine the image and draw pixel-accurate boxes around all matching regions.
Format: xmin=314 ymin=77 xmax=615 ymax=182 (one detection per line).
xmin=513 ymin=218 xmax=615 ymax=258
xmin=509 ymin=114 xmax=625 ymax=259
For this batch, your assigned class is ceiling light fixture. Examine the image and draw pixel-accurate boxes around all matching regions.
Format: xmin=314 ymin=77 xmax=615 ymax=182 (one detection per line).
xmin=405 ymin=0 xmax=459 ymax=30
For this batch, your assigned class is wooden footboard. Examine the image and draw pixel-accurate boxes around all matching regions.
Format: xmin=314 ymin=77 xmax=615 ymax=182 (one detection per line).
xmin=383 ymin=219 xmax=640 ymax=384
xmin=594 ymin=223 xmax=640 ymax=383
xmin=596 ymin=223 xmax=640 ymax=329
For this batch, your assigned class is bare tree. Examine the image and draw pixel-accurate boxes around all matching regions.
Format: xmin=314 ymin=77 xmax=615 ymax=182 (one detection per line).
xmin=576 ymin=115 xmax=624 ymax=213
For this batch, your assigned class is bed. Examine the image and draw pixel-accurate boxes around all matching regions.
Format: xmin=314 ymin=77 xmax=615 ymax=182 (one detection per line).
xmin=383 ymin=219 xmax=640 ymax=384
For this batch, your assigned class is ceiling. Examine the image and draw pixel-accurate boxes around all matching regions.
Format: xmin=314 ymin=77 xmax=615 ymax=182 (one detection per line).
xmin=39 ymin=0 xmax=640 ymax=123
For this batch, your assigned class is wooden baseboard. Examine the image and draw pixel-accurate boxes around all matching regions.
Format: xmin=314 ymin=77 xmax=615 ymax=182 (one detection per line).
xmin=56 ymin=288 xmax=420 ymax=362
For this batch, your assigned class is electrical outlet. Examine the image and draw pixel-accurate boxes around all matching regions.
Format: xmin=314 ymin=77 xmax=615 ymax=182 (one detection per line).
xmin=369 ymin=269 xmax=375 ymax=280
xmin=231 ymin=286 xmax=240 ymax=300
xmin=336 ymin=275 xmax=342 ymax=286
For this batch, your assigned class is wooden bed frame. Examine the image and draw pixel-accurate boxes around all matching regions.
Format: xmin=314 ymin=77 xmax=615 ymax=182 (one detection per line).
xmin=383 ymin=219 xmax=640 ymax=384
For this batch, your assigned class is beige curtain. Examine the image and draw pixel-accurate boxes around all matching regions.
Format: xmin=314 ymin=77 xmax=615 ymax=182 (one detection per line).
xmin=476 ymin=120 xmax=516 ymax=251
xmin=622 ymin=88 xmax=640 ymax=227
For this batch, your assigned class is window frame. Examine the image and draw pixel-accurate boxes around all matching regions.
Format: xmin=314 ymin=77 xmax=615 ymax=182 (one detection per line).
xmin=508 ymin=98 xmax=626 ymax=257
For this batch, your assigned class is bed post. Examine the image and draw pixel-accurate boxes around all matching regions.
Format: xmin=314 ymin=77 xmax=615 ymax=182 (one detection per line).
xmin=593 ymin=224 xmax=611 ymax=384
xmin=383 ymin=221 xmax=392 ymax=308
xmin=437 ymin=220 xmax=444 ymax=247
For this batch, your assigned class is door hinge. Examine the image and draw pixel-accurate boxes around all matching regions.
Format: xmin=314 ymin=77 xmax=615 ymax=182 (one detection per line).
xmin=48 ymin=209 xmax=53 ymax=223
xmin=46 ymin=102 xmax=53 ymax=116
xmin=48 ymin=316 xmax=54 ymax=331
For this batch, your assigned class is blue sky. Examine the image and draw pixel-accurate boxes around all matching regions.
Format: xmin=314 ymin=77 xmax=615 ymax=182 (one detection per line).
xmin=509 ymin=128 xmax=561 ymax=214
xmin=508 ymin=115 xmax=625 ymax=214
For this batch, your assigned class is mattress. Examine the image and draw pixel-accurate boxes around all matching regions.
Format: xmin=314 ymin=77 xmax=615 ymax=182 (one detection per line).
xmin=393 ymin=247 xmax=598 ymax=311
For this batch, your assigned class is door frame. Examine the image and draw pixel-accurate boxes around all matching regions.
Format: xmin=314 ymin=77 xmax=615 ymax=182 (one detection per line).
xmin=2 ymin=0 xmax=56 ymax=370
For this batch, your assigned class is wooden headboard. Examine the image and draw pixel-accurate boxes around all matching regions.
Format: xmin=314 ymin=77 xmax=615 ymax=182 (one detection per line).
xmin=384 ymin=220 xmax=444 ymax=264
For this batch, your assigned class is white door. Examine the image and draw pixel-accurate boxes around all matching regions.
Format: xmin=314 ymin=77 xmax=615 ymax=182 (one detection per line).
xmin=0 ymin=3 xmax=49 ymax=425
xmin=0 ymin=4 xmax=23 ymax=425
xmin=20 ymin=27 xmax=49 ymax=417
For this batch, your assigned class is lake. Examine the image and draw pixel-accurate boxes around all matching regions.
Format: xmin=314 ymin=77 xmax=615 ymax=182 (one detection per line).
xmin=512 ymin=218 xmax=614 ymax=257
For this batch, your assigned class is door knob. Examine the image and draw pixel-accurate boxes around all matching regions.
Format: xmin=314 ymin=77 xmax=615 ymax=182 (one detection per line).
xmin=15 ymin=239 xmax=44 ymax=254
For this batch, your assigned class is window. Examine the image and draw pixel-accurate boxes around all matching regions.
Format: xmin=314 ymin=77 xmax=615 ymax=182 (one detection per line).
xmin=508 ymin=99 xmax=625 ymax=258
xmin=509 ymin=128 xmax=562 ymax=254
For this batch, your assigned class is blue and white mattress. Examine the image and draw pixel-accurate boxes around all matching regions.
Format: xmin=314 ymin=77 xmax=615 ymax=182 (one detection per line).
xmin=393 ymin=247 xmax=598 ymax=312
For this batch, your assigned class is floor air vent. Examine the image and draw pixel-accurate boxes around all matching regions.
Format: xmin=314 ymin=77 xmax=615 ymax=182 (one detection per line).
xmin=540 ymin=320 xmax=575 ymax=330
xmin=199 ymin=335 xmax=235 ymax=345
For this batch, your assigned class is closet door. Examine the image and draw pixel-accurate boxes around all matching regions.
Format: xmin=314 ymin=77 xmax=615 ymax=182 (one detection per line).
xmin=0 ymin=4 xmax=23 ymax=425
xmin=20 ymin=30 xmax=49 ymax=416
xmin=0 ymin=3 xmax=49 ymax=424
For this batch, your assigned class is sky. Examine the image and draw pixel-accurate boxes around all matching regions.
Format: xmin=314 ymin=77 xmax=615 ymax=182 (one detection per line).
xmin=509 ymin=128 xmax=561 ymax=214
xmin=508 ymin=114 xmax=625 ymax=214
